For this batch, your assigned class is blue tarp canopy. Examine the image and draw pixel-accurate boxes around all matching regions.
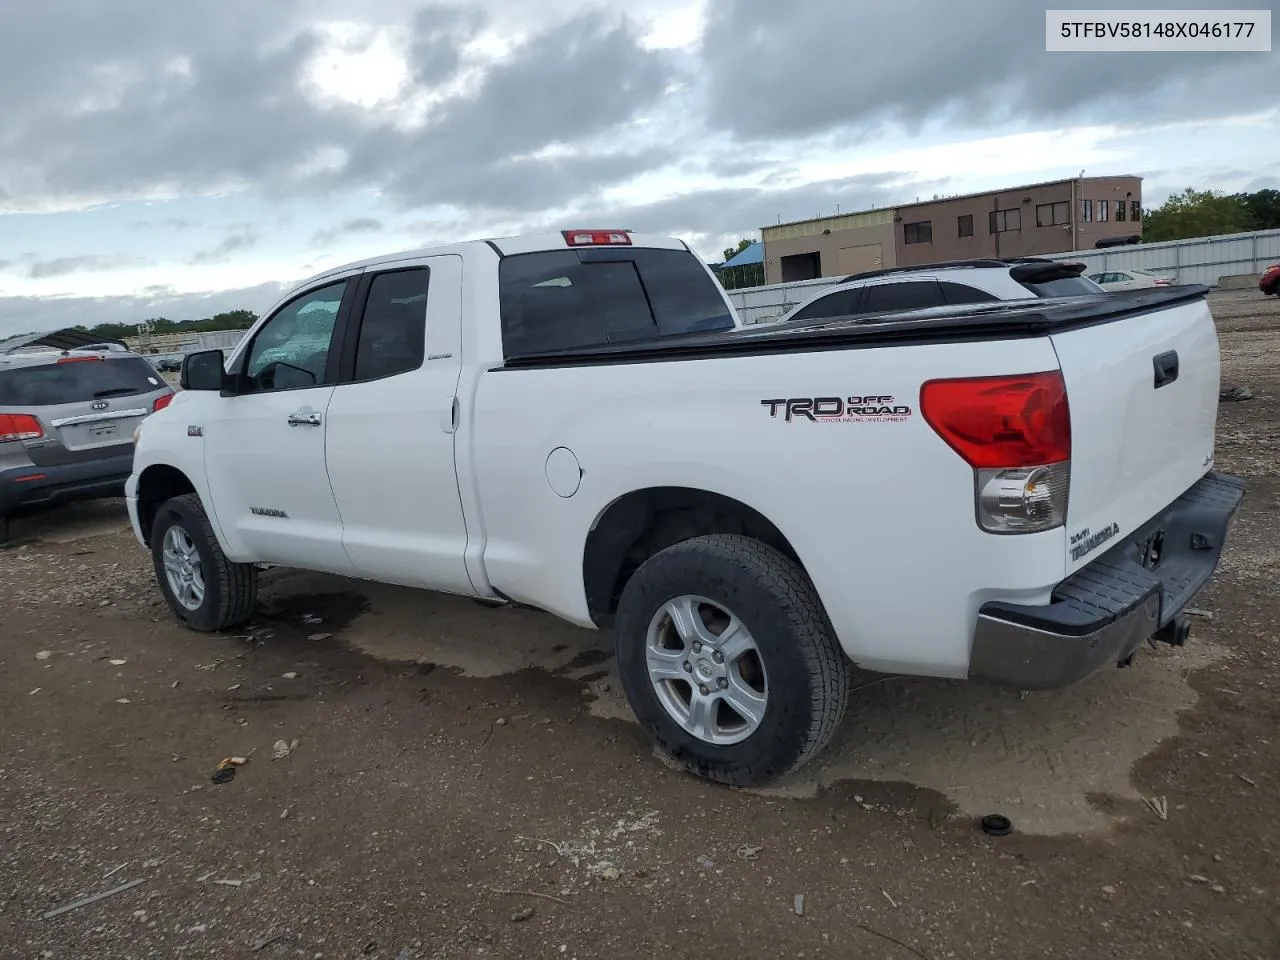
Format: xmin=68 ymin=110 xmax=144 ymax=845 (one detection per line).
xmin=722 ymin=242 xmax=762 ymax=268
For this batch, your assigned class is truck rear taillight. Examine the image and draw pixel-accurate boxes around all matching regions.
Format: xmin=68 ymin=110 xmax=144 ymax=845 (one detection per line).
xmin=562 ymin=229 xmax=632 ymax=247
xmin=0 ymin=413 xmax=44 ymax=444
xmin=153 ymin=393 xmax=174 ymax=413
xmin=920 ymin=372 xmax=1071 ymax=534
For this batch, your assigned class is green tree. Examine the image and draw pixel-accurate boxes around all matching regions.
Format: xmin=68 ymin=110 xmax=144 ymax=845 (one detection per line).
xmin=1142 ymin=188 xmax=1254 ymax=242
xmin=1233 ymin=188 xmax=1280 ymax=231
xmin=721 ymin=238 xmax=755 ymax=262
xmin=70 ymin=309 xmax=261 ymax=345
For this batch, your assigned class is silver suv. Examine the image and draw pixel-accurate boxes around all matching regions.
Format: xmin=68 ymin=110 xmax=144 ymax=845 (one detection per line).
xmin=0 ymin=344 xmax=175 ymax=544
xmin=777 ymin=257 xmax=1105 ymax=324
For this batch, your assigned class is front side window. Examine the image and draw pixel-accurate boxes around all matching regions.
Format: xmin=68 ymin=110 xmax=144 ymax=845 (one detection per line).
xmin=244 ymin=280 xmax=346 ymax=392
xmin=353 ymin=269 xmax=429 ymax=382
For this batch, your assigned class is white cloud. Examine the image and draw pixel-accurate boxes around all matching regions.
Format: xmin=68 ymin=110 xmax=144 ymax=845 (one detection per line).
xmin=0 ymin=0 xmax=1276 ymax=336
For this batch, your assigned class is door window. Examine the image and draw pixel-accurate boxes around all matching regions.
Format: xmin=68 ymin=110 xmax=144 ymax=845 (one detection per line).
xmin=862 ymin=280 xmax=947 ymax=313
xmin=243 ymin=281 xmax=347 ymax=392
xmin=788 ymin=288 xmax=861 ymax=322
xmin=352 ymin=269 xmax=429 ymax=382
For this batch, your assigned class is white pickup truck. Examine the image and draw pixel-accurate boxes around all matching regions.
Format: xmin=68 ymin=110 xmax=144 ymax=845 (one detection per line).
xmin=127 ymin=229 xmax=1245 ymax=787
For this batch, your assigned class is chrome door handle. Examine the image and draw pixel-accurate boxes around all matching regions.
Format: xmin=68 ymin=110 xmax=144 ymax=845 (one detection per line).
xmin=287 ymin=411 xmax=322 ymax=427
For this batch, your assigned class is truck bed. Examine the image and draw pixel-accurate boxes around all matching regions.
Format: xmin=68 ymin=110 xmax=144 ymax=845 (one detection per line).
xmin=501 ymin=285 xmax=1213 ymax=368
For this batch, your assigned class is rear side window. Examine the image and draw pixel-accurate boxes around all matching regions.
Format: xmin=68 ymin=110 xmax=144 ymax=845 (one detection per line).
xmin=353 ymin=268 xmax=429 ymax=381
xmin=862 ymin=280 xmax=947 ymax=314
xmin=788 ymin=287 xmax=862 ymax=322
xmin=498 ymin=249 xmax=735 ymax=357
xmin=0 ymin=357 xmax=164 ymax=407
xmin=939 ymin=281 xmax=999 ymax=305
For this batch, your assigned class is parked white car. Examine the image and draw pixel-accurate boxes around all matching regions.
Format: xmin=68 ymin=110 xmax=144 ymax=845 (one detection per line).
xmin=775 ymin=257 xmax=1105 ymax=325
xmin=1086 ymin=268 xmax=1174 ymax=291
xmin=126 ymin=230 xmax=1245 ymax=787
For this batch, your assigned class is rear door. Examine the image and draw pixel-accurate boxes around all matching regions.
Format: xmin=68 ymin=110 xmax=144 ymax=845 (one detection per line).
xmin=323 ymin=255 xmax=476 ymax=595
xmin=0 ymin=355 xmax=171 ymax=469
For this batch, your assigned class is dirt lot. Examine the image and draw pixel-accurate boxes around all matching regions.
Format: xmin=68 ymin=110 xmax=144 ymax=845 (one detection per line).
xmin=2 ymin=289 xmax=1278 ymax=960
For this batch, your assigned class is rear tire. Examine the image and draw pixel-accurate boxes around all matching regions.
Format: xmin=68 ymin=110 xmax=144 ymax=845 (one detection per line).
xmin=614 ymin=534 xmax=851 ymax=787
xmin=150 ymin=493 xmax=257 ymax=632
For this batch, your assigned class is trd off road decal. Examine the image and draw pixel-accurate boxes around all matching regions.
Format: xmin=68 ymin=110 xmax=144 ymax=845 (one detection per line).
xmin=761 ymin=395 xmax=913 ymax=424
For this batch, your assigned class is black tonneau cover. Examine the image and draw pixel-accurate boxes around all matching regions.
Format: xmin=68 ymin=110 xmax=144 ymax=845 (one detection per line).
xmin=501 ymin=284 xmax=1210 ymax=369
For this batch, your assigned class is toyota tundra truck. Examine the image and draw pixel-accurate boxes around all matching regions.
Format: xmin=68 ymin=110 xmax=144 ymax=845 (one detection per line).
xmin=125 ymin=230 xmax=1245 ymax=787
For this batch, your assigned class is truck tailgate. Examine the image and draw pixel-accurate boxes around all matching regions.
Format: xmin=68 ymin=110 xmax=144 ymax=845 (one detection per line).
xmin=1051 ymin=295 xmax=1220 ymax=574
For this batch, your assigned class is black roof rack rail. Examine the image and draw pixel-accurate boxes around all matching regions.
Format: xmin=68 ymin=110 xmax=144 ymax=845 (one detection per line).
xmin=838 ymin=257 xmax=1062 ymax=284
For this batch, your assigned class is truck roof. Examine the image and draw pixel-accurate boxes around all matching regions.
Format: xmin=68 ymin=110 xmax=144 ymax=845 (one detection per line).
xmin=290 ymin=231 xmax=693 ymax=297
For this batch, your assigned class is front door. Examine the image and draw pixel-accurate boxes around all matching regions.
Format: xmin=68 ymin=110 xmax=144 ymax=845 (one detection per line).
xmin=324 ymin=255 xmax=475 ymax=595
xmin=201 ymin=276 xmax=358 ymax=574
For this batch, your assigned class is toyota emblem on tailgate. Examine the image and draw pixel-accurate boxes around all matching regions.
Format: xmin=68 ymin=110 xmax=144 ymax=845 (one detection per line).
xmin=91 ymin=400 xmax=109 ymax=410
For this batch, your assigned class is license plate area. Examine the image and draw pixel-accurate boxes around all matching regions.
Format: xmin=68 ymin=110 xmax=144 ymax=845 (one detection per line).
xmin=88 ymin=423 xmax=119 ymax=441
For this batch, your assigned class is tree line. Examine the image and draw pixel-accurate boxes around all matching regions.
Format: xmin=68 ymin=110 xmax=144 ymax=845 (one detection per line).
xmin=72 ymin=309 xmax=260 ymax=344
xmin=1142 ymin=187 xmax=1280 ymax=242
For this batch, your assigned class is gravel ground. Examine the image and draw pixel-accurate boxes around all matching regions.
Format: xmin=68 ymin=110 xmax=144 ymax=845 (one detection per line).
xmin=2 ymin=289 xmax=1278 ymax=960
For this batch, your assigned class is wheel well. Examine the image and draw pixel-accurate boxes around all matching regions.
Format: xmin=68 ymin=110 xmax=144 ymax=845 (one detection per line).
xmin=582 ymin=487 xmax=806 ymax=628
xmin=136 ymin=465 xmax=197 ymax=542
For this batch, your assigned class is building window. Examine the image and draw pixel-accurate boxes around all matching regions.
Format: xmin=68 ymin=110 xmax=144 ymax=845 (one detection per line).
xmin=1098 ymin=200 xmax=1109 ymax=222
xmin=1081 ymin=199 xmax=1093 ymax=223
xmin=1036 ymin=202 xmax=1071 ymax=227
xmin=903 ymin=220 xmax=932 ymax=244
xmin=989 ymin=208 xmax=1021 ymax=233
xmin=1115 ymin=201 xmax=1127 ymax=222
xmin=1130 ymin=201 xmax=1142 ymax=221
xmin=957 ymin=214 xmax=974 ymax=238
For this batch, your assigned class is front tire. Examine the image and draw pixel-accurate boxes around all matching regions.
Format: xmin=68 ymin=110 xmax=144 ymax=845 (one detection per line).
xmin=150 ymin=493 xmax=257 ymax=632
xmin=614 ymin=534 xmax=851 ymax=787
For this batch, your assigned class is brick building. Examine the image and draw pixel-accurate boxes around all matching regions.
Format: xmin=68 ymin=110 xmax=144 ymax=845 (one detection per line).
xmin=760 ymin=176 xmax=1143 ymax=284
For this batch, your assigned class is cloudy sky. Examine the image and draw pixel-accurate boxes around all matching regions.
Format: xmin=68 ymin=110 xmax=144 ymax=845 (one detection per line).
xmin=1 ymin=0 xmax=1277 ymax=336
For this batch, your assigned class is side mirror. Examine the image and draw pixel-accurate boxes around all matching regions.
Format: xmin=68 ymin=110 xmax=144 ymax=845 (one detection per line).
xmin=181 ymin=350 xmax=227 ymax=392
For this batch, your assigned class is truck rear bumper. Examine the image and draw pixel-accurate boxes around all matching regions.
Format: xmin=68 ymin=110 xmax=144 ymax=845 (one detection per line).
xmin=969 ymin=471 xmax=1246 ymax=690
